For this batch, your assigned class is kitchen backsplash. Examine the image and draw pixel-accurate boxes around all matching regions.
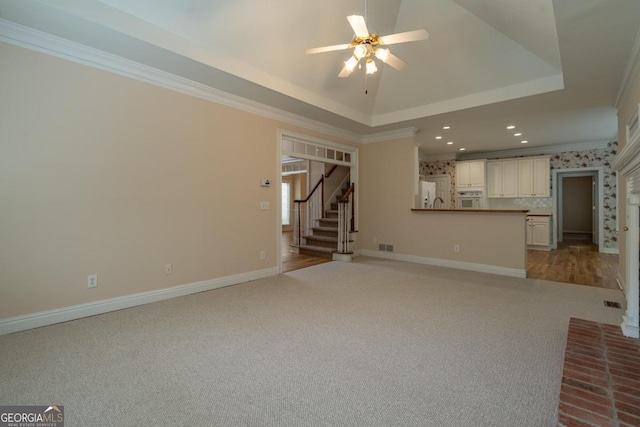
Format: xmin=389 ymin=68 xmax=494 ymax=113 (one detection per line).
xmin=419 ymin=140 xmax=618 ymax=250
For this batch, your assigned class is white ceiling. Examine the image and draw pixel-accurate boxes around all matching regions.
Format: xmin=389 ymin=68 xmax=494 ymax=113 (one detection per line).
xmin=1 ymin=0 xmax=639 ymax=158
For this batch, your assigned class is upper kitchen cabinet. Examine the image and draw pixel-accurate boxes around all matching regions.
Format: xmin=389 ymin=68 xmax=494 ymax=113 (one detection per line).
xmin=518 ymin=157 xmax=550 ymax=197
xmin=487 ymin=159 xmax=518 ymax=198
xmin=456 ymin=160 xmax=486 ymax=188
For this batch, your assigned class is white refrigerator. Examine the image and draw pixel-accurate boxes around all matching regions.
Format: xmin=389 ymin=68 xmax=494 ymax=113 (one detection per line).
xmin=418 ymin=181 xmax=437 ymax=209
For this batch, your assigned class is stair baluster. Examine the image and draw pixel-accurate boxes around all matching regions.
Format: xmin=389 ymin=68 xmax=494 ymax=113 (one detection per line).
xmin=293 ymin=177 xmax=355 ymax=259
xmin=337 ymin=184 xmax=355 ymax=254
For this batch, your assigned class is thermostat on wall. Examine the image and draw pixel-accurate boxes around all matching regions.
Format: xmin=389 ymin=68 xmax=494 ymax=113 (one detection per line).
xmin=260 ymin=179 xmax=271 ymax=187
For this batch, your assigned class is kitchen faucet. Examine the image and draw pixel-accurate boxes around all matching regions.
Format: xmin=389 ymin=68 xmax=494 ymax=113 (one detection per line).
xmin=433 ymin=197 xmax=445 ymax=208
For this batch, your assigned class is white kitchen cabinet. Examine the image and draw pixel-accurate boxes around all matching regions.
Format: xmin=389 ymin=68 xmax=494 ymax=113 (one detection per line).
xmin=527 ymin=215 xmax=551 ymax=248
xmin=487 ymin=160 xmax=518 ymax=198
xmin=518 ymin=157 xmax=550 ymax=197
xmin=456 ymin=160 xmax=485 ymax=188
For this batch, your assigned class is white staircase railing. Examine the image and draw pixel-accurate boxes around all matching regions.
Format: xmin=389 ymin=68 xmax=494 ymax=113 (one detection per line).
xmin=293 ymin=175 xmax=325 ymax=246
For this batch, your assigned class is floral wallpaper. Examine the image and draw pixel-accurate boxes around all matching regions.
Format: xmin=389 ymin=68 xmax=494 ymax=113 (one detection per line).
xmin=418 ymin=160 xmax=456 ymax=207
xmin=550 ymin=141 xmax=618 ymax=249
xmin=419 ymin=141 xmax=618 ymax=250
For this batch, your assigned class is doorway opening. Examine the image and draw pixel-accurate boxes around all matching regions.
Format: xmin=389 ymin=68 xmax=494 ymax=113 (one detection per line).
xmin=277 ymin=130 xmax=358 ymax=273
xmin=553 ymin=168 xmax=604 ymax=252
xmin=558 ymin=173 xmax=597 ymax=248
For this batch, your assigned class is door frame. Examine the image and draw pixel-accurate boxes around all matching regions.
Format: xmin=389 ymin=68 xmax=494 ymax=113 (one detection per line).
xmin=277 ymin=129 xmax=359 ymax=273
xmin=552 ymin=167 xmax=604 ymax=251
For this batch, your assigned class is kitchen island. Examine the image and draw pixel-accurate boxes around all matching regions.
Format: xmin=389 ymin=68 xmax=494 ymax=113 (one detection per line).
xmin=370 ymin=208 xmax=530 ymax=278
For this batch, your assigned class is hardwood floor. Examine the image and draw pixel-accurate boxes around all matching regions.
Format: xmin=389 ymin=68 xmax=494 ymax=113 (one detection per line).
xmin=281 ymin=231 xmax=332 ymax=273
xmin=282 ymin=230 xmax=619 ymax=289
xmin=527 ymin=233 xmax=619 ymax=289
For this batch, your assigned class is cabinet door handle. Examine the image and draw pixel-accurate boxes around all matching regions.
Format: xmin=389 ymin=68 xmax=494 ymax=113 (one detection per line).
xmin=624 ymin=226 xmax=629 ymax=231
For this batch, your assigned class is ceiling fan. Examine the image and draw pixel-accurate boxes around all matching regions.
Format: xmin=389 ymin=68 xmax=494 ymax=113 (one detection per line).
xmin=305 ymin=14 xmax=429 ymax=78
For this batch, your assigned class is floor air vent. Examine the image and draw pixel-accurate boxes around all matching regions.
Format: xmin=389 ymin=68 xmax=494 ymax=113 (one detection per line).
xmin=603 ymin=300 xmax=622 ymax=308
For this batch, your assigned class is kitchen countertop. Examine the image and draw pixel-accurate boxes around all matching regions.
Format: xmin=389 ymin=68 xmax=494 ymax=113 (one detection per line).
xmin=411 ymin=209 xmax=529 ymax=213
xmin=526 ymin=213 xmax=552 ymax=216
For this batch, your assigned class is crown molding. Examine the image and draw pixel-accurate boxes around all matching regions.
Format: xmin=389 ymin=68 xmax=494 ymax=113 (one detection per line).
xmin=419 ymin=153 xmax=457 ymax=162
xmin=457 ymin=140 xmax=612 ymax=161
xmin=615 ymin=26 xmax=640 ymax=109
xmin=361 ymin=127 xmax=418 ymax=144
xmin=0 ymin=19 xmax=366 ymax=144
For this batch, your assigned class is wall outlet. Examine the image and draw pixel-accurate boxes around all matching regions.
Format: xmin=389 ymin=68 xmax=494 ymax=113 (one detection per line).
xmin=378 ymin=243 xmax=385 ymax=251
xmin=87 ymin=274 xmax=98 ymax=288
xmin=454 ymin=244 xmax=460 ymax=252
xmin=373 ymin=237 xmax=378 ymax=245
xmin=165 ymin=264 xmax=172 ymax=275
xmin=386 ymin=244 xmax=394 ymax=252
xmin=260 ymin=250 xmax=266 ymax=260
xmin=260 ymin=201 xmax=270 ymax=210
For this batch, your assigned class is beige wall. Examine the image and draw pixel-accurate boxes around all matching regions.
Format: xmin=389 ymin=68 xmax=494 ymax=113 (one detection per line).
xmin=0 ymin=42 xmax=355 ymax=319
xmin=357 ymin=139 xmax=527 ymax=271
xmin=617 ymin=67 xmax=640 ymax=287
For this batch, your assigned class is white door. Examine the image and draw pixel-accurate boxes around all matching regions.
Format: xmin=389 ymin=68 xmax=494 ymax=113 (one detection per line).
xmin=469 ymin=162 xmax=485 ymax=187
xmin=531 ymin=222 xmax=550 ymax=246
xmin=487 ymin=162 xmax=502 ymax=197
xmin=518 ymin=159 xmax=533 ymax=196
xmin=425 ymin=175 xmax=451 ymax=208
xmin=502 ymin=160 xmax=519 ymax=197
xmin=456 ymin=163 xmax=470 ymax=187
xmin=533 ymin=157 xmax=550 ymax=196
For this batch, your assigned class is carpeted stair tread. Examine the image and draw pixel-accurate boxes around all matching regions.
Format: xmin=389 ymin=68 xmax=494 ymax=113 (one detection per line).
xmin=298 ymin=245 xmax=335 ymax=253
xmin=313 ymin=226 xmax=338 ymax=232
xmin=305 ymin=235 xmax=338 ymax=243
xmin=318 ymin=218 xmax=338 ymax=223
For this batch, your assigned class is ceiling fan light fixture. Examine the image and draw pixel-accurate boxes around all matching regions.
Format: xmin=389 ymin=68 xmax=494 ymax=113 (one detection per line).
xmin=375 ymin=48 xmax=390 ymax=62
xmin=354 ymin=44 xmax=368 ymax=60
xmin=367 ymin=58 xmax=378 ymax=74
xmin=345 ymin=56 xmax=359 ymax=71
xmin=306 ymin=12 xmax=427 ymax=78
xmin=366 ymin=58 xmax=377 ymax=74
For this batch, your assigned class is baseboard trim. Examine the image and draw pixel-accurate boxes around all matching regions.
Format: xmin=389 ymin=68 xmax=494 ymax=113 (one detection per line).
xmin=355 ymin=250 xmax=527 ymax=278
xmin=621 ymin=316 xmax=640 ymax=338
xmin=603 ymin=247 xmax=619 ymax=255
xmin=0 ymin=267 xmax=279 ymax=336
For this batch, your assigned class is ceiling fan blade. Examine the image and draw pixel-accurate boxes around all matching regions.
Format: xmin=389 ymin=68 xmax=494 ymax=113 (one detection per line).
xmin=338 ymin=63 xmax=354 ymax=78
xmin=383 ymin=52 xmax=407 ymax=71
xmin=347 ymin=15 xmax=370 ymax=39
xmin=305 ymin=44 xmax=351 ymax=54
xmin=379 ymin=29 xmax=429 ymax=45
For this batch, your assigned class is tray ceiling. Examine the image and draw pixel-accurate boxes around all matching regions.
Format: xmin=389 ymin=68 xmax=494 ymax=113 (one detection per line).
xmin=1 ymin=0 xmax=639 ymax=156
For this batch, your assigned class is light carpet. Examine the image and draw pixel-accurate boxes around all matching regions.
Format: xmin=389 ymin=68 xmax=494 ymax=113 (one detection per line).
xmin=0 ymin=257 xmax=625 ymax=426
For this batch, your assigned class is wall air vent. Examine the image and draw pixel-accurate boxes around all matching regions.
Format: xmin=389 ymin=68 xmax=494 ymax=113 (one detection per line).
xmin=603 ymin=300 xmax=622 ymax=309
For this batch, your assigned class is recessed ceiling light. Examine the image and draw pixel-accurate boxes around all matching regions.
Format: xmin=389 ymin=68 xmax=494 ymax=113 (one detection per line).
xmin=514 ymin=133 xmax=522 ymax=136
xmin=507 ymin=125 xmax=516 ymax=130
xmin=459 ymin=148 xmax=466 ymax=151
xmin=521 ymin=140 xmax=528 ymax=144
xmin=442 ymin=125 xmax=451 ymax=130
xmin=447 ymin=141 xmax=454 ymax=145
xmin=435 ymin=136 xmax=442 ymax=140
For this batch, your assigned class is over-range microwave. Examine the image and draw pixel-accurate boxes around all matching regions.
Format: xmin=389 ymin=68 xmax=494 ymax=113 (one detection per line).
xmin=457 ymin=191 xmax=483 ymax=209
